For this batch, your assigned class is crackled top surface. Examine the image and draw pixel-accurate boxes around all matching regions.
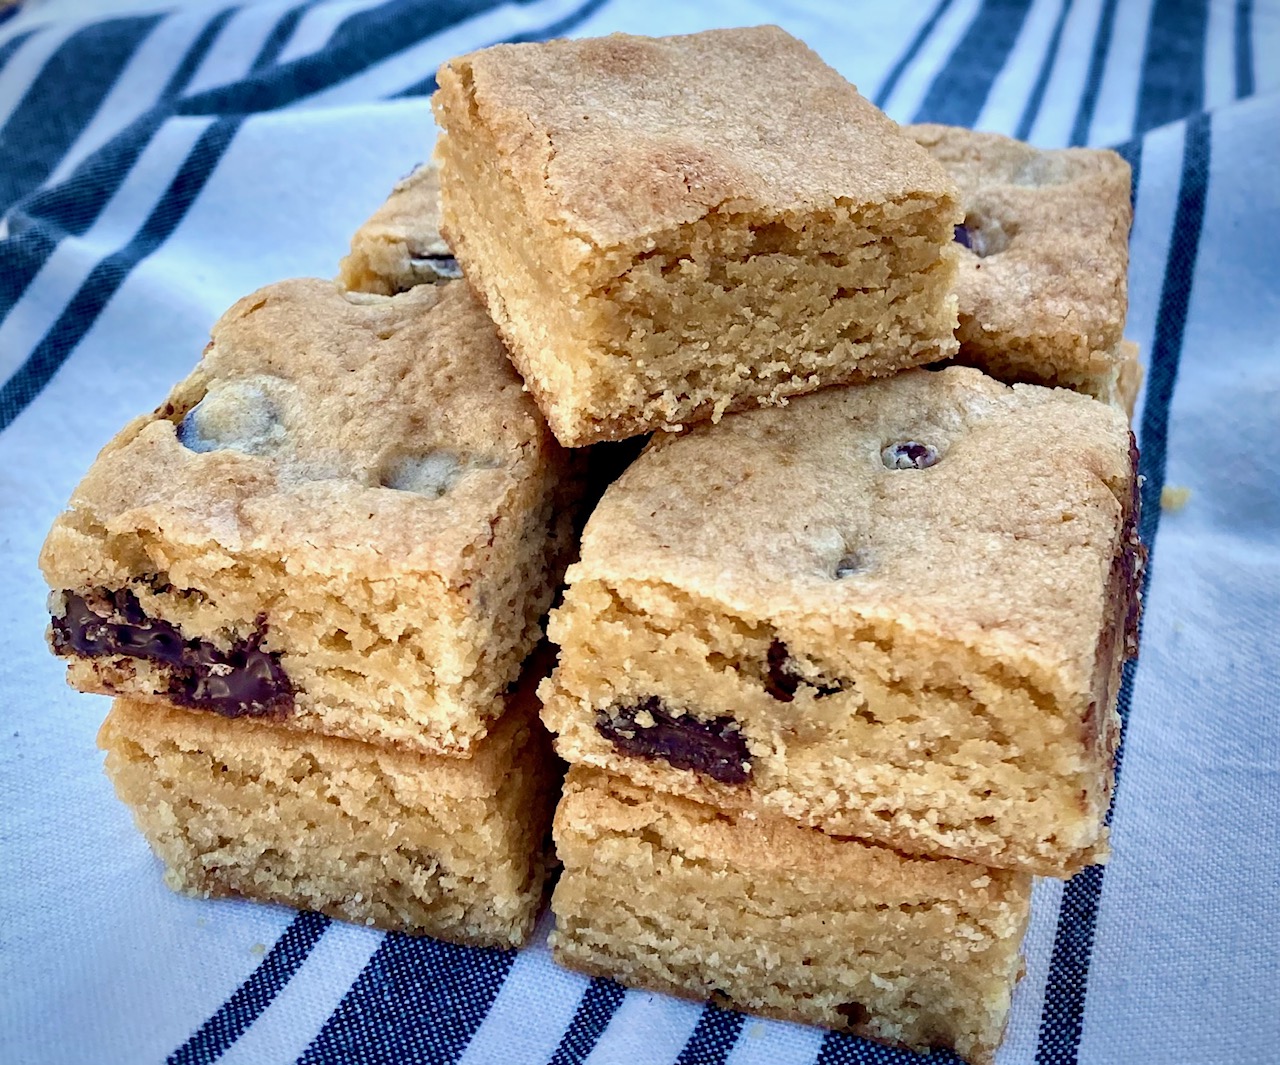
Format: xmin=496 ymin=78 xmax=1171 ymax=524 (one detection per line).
xmin=42 ymin=279 xmax=554 ymax=581
xmin=433 ymin=26 xmax=957 ymax=248
xmin=907 ymin=123 xmax=1131 ymax=360
xmin=572 ymin=367 xmax=1137 ymax=699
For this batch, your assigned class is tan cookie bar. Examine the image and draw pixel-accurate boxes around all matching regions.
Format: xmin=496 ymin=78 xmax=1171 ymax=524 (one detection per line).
xmin=540 ymin=367 xmax=1143 ymax=876
xmin=431 ymin=27 xmax=961 ymax=447
xmin=551 ymin=768 xmax=1031 ymax=1065
xmin=339 ymin=163 xmax=459 ymax=295
xmin=42 ymin=279 xmax=581 ymax=755
xmin=100 ymin=664 xmax=560 ymax=947
xmin=906 ymin=124 xmax=1135 ymax=406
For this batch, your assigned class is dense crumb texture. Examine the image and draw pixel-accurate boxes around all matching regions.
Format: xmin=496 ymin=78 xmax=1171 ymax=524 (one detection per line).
xmin=541 ymin=368 xmax=1144 ymax=876
xmin=907 ymin=124 xmax=1133 ymax=405
xmin=100 ymin=683 xmax=560 ymax=947
xmin=338 ymin=164 xmax=460 ymax=294
xmin=41 ymin=278 xmax=581 ymax=754
xmin=551 ymin=769 xmax=1031 ymax=1065
xmin=432 ymin=27 xmax=960 ymax=446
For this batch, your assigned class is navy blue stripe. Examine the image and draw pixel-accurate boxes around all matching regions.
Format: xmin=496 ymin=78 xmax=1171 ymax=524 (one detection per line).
xmin=912 ymin=0 xmax=1036 ymax=126
xmin=674 ymin=1005 xmax=745 ymax=1065
xmin=0 ymin=15 xmax=163 ymax=215
xmin=0 ymin=114 xmax=242 ymax=432
xmin=872 ymin=0 xmax=955 ymax=110
xmin=1034 ymin=113 xmax=1211 ymax=1065
xmin=1014 ymin=0 xmax=1072 ymax=140
xmin=251 ymin=2 xmax=309 ymax=70
xmin=816 ymin=1030 xmax=963 ymax=1064
xmin=545 ymin=978 xmax=626 ymax=1065
xmin=297 ymin=935 xmax=516 ymax=1065
xmin=394 ymin=0 xmax=614 ymax=97
xmin=168 ymin=911 xmax=332 ymax=1065
xmin=161 ymin=7 xmax=238 ymax=98
xmin=1068 ymin=0 xmax=1120 ymax=145
xmin=0 ymin=27 xmax=35 ymax=72
xmin=0 ymin=6 xmax=18 ymax=30
xmin=1234 ymin=0 xmax=1254 ymax=98
xmin=1135 ymin=0 xmax=1209 ymax=136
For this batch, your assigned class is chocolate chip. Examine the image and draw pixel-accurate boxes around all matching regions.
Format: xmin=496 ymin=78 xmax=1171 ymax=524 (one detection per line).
xmin=408 ymin=254 xmax=462 ymax=282
xmin=881 ymin=441 xmax=938 ymax=470
xmin=51 ymin=589 xmax=293 ymax=717
xmin=176 ymin=379 xmax=284 ymax=455
xmin=953 ymin=223 xmax=971 ymax=249
xmin=765 ymin=639 xmax=847 ymax=701
xmin=596 ymin=698 xmax=750 ymax=785
xmin=834 ymin=554 xmax=861 ymax=579
xmin=381 ymin=451 xmax=465 ymax=497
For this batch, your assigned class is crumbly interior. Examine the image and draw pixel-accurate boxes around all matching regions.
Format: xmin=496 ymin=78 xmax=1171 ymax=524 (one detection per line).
xmin=542 ymin=575 xmax=1119 ymax=876
xmin=436 ymin=115 xmax=958 ymax=447
xmin=100 ymin=696 xmax=560 ymax=948
xmin=550 ymin=770 xmax=1030 ymax=1065
xmin=50 ymin=472 xmax=572 ymax=754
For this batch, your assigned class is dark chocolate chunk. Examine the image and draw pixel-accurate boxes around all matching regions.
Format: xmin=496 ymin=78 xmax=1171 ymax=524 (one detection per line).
xmin=881 ymin=441 xmax=938 ymax=470
xmin=596 ymin=697 xmax=750 ymax=785
xmin=765 ymin=639 xmax=847 ymax=702
xmin=51 ymin=588 xmax=293 ymax=717
xmin=834 ymin=553 xmax=862 ymax=579
xmin=953 ymin=223 xmax=972 ymax=249
xmin=409 ymin=254 xmax=462 ymax=281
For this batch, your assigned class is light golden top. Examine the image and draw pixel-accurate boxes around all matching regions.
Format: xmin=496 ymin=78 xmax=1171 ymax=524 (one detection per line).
xmin=432 ymin=26 xmax=957 ymax=249
xmin=907 ymin=123 xmax=1131 ymax=360
xmin=41 ymin=279 xmax=556 ymax=585
xmin=571 ymin=367 xmax=1136 ymax=703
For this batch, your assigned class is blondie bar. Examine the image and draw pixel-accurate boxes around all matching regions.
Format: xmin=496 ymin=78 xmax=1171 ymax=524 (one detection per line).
xmin=551 ymin=769 xmax=1031 ymax=1065
xmin=100 ymin=666 xmax=559 ymax=947
xmin=540 ymin=367 xmax=1143 ymax=876
xmin=338 ymin=163 xmax=459 ymax=295
xmin=431 ymin=27 xmax=961 ymax=446
xmin=42 ymin=279 xmax=580 ymax=754
xmin=906 ymin=124 xmax=1135 ymax=407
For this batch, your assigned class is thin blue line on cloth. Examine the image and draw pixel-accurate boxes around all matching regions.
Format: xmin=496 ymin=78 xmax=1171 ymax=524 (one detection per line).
xmin=168 ymin=911 xmax=332 ymax=1065
xmin=0 ymin=6 xmax=235 ymax=325
xmin=816 ymin=1027 xmax=964 ymax=1064
xmin=1234 ymin=0 xmax=1253 ymax=98
xmin=871 ymin=0 xmax=955 ymax=109
xmin=910 ymin=0 xmax=1036 ymax=126
xmin=296 ymin=935 xmax=517 ymax=1065
xmin=1135 ymin=0 xmax=1209 ymax=136
xmin=0 ymin=6 xmax=17 ymax=29
xmin=392 ymin=0 xmax=615 ymax=97
xmin=1033 ymin=112 xmax=1211 ymax=1065
xmin=1067 ymin=0 xmax=1120 ymax=145
xmin=544 ymin=978 xmax=627 ymax=1065
xmin=673 ymin=1004 xmax=746 ymax=1065
xmin=252 ymin=2 xmax=312 ymax=69
xmin=0 ymin=27 xmax=35 ymax=74
xmin=0 ymin=15 xmax=164 ymax=215
xmin=0 ymin=0 xmax=515 ymax=431
xmin=1014 ymin=0 xmax=1073 ymax=141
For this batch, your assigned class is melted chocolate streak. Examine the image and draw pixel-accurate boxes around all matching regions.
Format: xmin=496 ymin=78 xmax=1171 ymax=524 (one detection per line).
xmin=597 ymin=697 xmax=751 ymax=786
xmin=51 ymin=589 xmax=293 ymax=717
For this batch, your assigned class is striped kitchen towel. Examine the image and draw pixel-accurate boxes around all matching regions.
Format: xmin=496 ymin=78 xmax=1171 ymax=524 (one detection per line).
xmin=0 ymin=2 xmax=1276 ymax=1064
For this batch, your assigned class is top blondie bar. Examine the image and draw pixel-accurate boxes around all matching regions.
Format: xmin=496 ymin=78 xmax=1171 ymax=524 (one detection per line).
xmin=432 ymin=26 xmax=961 ymax=447
xmin=41 ymin=279 xmax=579 ymax=755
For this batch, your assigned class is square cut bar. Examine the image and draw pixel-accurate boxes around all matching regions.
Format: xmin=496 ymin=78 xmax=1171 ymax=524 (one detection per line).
xmin=99 ymin=671 xmax=559 ymax=947
xmin=431 ymin=26 xmax=961 ymax=447
xmin=551 ymin=768 xmax=1032 ymax=1065
xmin=906 ymin=124 xmax=1137 ymax=410
xmin=339 ymin=163 xmax=461 ymax=295
xmin=541 ymin=367 xmax=1143 ymax=877
xmin=41 ymin=278 xmax=581 ymax=755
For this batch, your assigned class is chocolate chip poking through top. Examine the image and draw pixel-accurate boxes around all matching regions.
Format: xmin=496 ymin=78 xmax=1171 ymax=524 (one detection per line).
xmin=409 ymin=254 xmax=463 ymax=282
xmin=881 ymin=441 xmax=938 ymax=470
xmin=50 ymin=588 xmax=293 ymax=717
xmin=834 ymin=554 xmax=861 ymax=579
xmin=953 ymin=223 xmax=972 ymax=249
xmin=596 ymin=697 xmax=750 ymax=785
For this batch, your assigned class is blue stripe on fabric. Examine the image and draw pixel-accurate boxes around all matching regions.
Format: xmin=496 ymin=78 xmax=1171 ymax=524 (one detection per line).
xmin=251 ymin=2 xmax=310 ymax=69
xmin=1068 ymin=0 xmax=1120 ymax=145
xmin=1234 ymin=0 xmax=1254 ymax=98
xmin=0 ymin=6 xmax=18 ymax=30
xmin=1034 ymin=112 xmax=1211 ymax=1065
xmin=168 ymin=911 xmax=332 ymax=1065
xmin=911 ymin=0 xmax=1035 ymax=126
xmin=393 ymin=0 xmax=614 ymax=97
xmin=161 ymin=7 xmax=239 ymax=97
xmin=0 ymin=15 xmax=163 ymax=214
xmin=815 ymin=1030 xmax=963 ymax=1064
xmin=297 ymin=935 xmax=517 ymax=1065
xmin=1014 ymin=0 xmax=1073 ymax=140
xmin=0 ymin=27 xmax=35 ymax=74
xmin=1135 ymin=0 xmax=1209 ymax=135
xmin=674 ymin=1005 xmax=745 ymax=1065
xmin=545 ymin=978 xmax=627 ymax=1065
xmin=872 ymin=0 xmax=955 ymax=109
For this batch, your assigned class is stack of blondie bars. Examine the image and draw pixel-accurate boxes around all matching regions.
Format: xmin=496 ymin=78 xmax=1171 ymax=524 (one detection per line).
xmin=40 ymin=25 xmax=1144 ymax=1065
